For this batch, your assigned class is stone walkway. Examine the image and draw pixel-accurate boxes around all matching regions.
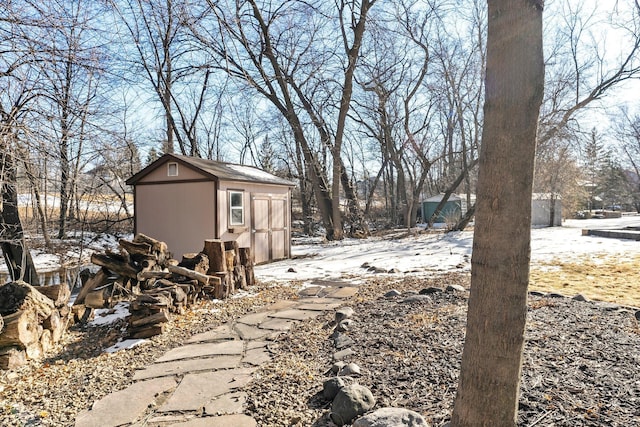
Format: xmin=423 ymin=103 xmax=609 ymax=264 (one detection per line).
xmin=75 ymin=283 xmax=358 ymax=427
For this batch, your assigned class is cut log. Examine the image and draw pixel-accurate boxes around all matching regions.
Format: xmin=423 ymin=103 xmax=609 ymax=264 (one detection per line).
xmin=74 ymin=268 xmax=110 ymax=306
xmin=224 ymin=241 xmax=240 ymax=266
xmin=244 ymin=265 xmax=255 ymax=287
xmin=130 ymin=293 xmax=173 ymax=310
xmin=224 ymin=250 xmax=236 ymax=272
xmin=84 ymin=288 xmax=112 ymax=309
xmin=91 ymin=253 xmax=138 ymax=279
xmin=132 ymin=234 xmax=170 ymax=264
xmin=25 ymin=340 xmax=43 ymax=360
xmin=139 ymin=259 xmax=157 ymax=271
xmin=203 ymin=239 xmax=226 ymax=274
xmin=179 ymin=252 xmax=209 ymax=275
xmin=0 ymin=347 xmax=27 ymax=370
xmin=238 ymin=247 xmax=253 ymax=265
xmin=37 ymin=284 xmax=71 ymax=308
xmin=71 ymin=304 xmax=94 ymax=324
xmin=43 ymin=310 xmax=64 ymax=343
xmin=211 ymin=272 xmax=230 ymax=299
xmin=128 ymin=323 xmax=166 ymax=339
xmin=118 ymin=239 xmax=152 ymax=257
xmin=0 ymin=281 xmax=55 ymax=319
xmin=167 ymin=264 xmax=217 ymax=286
xmin=40 ymin=329 xmax=53 ymax=354
xmin=233 ymin=265 xmax=247 ymax=290
xmin=238 ymin=248 xmax=255 ymax=286
xmin=129 ymin=311 xmax=170 ymax=328
xmin=0 ymin=310 xmax=39 ymax=349
xmin=137 ymin=270 xmax=171 ymax=281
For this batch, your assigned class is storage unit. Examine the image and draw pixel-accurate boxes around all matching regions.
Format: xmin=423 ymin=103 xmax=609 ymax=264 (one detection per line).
xmin=126 ymin=154 xmax=295 ymax=264
xmin=421 ymin=194 xmax=469 ymax=223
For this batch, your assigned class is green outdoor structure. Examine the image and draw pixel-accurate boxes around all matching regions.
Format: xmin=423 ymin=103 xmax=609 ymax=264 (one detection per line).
xmin=421 ymin=194 xmax=468 ymax=223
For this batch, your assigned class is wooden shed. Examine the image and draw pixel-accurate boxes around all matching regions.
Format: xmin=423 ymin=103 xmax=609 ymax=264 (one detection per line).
xmin=126 ymin=154 xmax=295 ymax=264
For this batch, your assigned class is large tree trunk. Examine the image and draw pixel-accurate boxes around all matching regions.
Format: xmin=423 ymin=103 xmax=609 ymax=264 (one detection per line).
xmin=0 ymin=151 xmax=39 ymax=286
xmin=451 ymin=1 xmax=544 ymax=426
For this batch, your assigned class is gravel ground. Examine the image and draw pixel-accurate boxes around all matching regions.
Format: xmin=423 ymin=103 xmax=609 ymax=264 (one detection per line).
xmin=2 ymin=272 xmax=639 ymax=427
xmin=0 ymin=283 xmax=301 ymax=427
xmin=245 ymin=273 xmax=640 ymax=427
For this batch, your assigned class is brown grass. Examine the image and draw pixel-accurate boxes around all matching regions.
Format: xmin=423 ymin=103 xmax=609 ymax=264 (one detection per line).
xmin=530 ymin=254 xmax=640 ymax=308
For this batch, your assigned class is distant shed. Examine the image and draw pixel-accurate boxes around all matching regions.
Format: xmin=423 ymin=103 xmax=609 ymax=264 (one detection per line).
xmin=126 ymin=153 xmax=295 ymax=264
xmin=421 ymin=194 xmax=471 ymax=223
xmin=531 ymin=193 xmax=562 ymax=226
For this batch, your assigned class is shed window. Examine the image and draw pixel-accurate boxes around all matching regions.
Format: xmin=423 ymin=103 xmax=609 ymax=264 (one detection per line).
xmin=167 ymin=162 xmax=178 ymax=176
xmin=229 ymin=191 xmax=244 ymax=225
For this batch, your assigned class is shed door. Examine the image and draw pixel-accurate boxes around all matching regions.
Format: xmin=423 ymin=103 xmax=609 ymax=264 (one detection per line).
xmin=251 ymin=194 xmax=289 ymax=264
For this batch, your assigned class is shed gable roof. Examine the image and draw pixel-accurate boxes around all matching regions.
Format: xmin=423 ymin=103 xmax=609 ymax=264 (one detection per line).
xmin=126 ymin=153 xmax=295 ymax=187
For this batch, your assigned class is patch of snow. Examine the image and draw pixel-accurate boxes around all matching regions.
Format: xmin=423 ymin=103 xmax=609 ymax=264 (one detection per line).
xmin=90 ymin=302 xmax=130 ymax=326
xmin=104 ymin=339 xmax=147 ymax=354
xmin=256 ymin=216 xmax=640 ymax=284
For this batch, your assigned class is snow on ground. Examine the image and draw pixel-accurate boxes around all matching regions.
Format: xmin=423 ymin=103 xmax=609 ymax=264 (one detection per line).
xmin=255 ymin=216 xmax=640 ymax=284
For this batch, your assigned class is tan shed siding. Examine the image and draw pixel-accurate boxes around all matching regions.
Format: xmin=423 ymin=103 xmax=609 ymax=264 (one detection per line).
xmin=136 ymin=159 xmax=209 ymax=183
xmin=217 ymin=181 xmax=290 ymax=250
xmin=135 ymin=181 xmax=217 ymax=257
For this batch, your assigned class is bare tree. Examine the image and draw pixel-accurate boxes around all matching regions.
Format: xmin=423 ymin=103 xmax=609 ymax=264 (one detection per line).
xmin=0 ymin=2 xmax=44 ymax=284
xmin=188 ymin=0 xmax=376 ymax=240
xmin=614 ymin=108 xmax=640 ymax=211
xmin=451 ymin=1 xmax=544 ymax=425
xmin=110 ymin=0 xmax=214 ymax=157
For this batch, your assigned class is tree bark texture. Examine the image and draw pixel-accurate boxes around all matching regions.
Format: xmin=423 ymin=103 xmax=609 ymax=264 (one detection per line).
xmin=451 ymin=1 xmax=544 ymax=426
xmin=0 ymin=151 xmax=39 ymax=286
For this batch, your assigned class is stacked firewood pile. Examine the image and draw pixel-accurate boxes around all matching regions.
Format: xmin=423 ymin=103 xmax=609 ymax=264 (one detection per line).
xmin=0 ymin=281 xmax=71 ymax=369
xmin=74 ymin=234 xmax=256 ymax=339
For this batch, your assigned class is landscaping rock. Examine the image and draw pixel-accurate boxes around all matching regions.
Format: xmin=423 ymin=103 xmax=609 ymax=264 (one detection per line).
xmin=402 ymin=295 xmax=431 ymax=304
xmin=330 ymin=384 xmax=376 ymax=426
xmin=572 ymin=294 xmax=589 ymax=302
xmin=338 ymin=362 xmax=361 ymax=377
xmin=330 ymin=361 xmax=347 ymax=374
xmin=545 ymin=292 xmax=566 ymax=298
xmin=336 ymin=319 xmax=353 ymax=332
xmin=385 ymin=289 xmax=402 ymax=298
xmin=323 ymin=377 xmax=347 ymax=401
xmin=333 ymin=333 xmax=355 ymax=350
xmin=333 ymin=348 xmax=355 ymax=361
xmin=419 ymin=287 xmax=442 ymax=295
xmin=336 ymin=307 xmax=355 ymax=323
xmin=352 ymin=407 xmax=429 ymax=427
xmin=445 ymin=284 xmax=465 ymax=293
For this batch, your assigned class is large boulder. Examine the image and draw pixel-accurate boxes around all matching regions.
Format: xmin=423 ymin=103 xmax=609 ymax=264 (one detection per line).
xmin=352 ymin=407 xmax=429 ymax=427
xmin=330 ymin=384 xmax=376 ymax=426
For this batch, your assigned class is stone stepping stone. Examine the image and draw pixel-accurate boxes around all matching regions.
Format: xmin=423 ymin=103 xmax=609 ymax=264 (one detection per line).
xmin=236 ymin=311 xmax=271 ymax=326
xmin=159 ymin=368 xmax=255 ymax=412
xmin=204 ymin=391 xmax=248 ymax=415
xmin=298 ymin=286 xmax=324 ymax=297
xmin=323 ymin=287 xmax=359 ymax=299
xmin=133 ymin=355 xmax=242 ymax=381
xmin=258 ymin=317 xmax=296 ymax=331
xmin=295 ymin=301 xmax=344 ymax=311
xmin=264 ymin=300 xmax=299 ymax=311
xmin=246 ymin=340 xmax=268 ymax=350
xmin=233 ymin=322 xmax=278 ymax=340
xmin=242 ymin=347 xmax=272 ymax=366
xmin=167 ymin=414 xmax=257 ymax=427
xmin=187 ymin=324 xmax=238 ymax=344
xmin=268 ymin=308 xmax=320 ymax=321
xmin=75 ymin=376 xmax=178 ymax=427
xmin=156 ymin=341 xmax=244 ymax=363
